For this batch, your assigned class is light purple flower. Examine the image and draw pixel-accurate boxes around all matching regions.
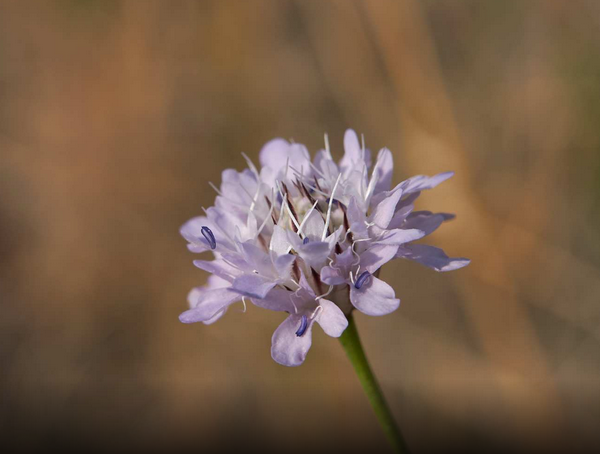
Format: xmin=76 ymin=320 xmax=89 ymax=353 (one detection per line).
xmin=180 ymin=129 xmax=469 ymax=366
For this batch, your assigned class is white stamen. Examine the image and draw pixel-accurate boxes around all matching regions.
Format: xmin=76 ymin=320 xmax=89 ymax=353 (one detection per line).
xmin=248 ymin=183 xmax=260 ymax=212
xmin=241 ymin=152 xmax=260 ymax=178
xmin=284 ymin=201 xmax=301 ymax=232
xmin=322 ymin=173 xmax=341 ymax=241
xmin=324 ymin=133 xmax=331 ymax=157
xmin=364 ymin=159 xmax=381 ymax=203
xmin=207 ymin=183 xmax=250 ymax=208
xmin=315 ymin=285 xmax=333 ymax=301
xmin=297 ymin=200 xmax=319 ymax=237
xmin=208 ymin=182 xmax=222 ymax=195
xmin=284 ymin=157 xmax=290 ymax=180
xmin=240 ymin=297 xmax=247 ymax=313
xmin=307 ymin=161 xmax=326 ymax=179
xmin=310 ymin=305 xmax=323 ymax=320
xmin=276 ymin=181 xmax=301 ymax=232
xmin=221 ymin=257 xmax=242 ymax=272
xmin=257 ymin=203 xmax=275 ymax=235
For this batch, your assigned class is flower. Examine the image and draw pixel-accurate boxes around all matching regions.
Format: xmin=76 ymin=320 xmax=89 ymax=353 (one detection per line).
xmin=180 ymin=130 xmax=470 ymax=366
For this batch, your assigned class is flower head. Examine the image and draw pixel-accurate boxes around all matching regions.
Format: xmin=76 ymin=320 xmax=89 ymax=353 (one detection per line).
xmin=180 ymin=130 xmax=469 ymax=366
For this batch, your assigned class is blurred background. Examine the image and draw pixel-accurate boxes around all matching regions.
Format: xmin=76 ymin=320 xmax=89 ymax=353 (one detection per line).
xmin=1 ymin=0 xmax=599 ymax=452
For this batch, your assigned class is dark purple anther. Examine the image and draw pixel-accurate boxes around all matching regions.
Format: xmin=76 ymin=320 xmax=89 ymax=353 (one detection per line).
xmin=303 ymin=237 xmax=310 ymax=245
xmin=295 ymin=314 xmax=308 ymax=337
xmin=354 ymin=271 xmax=371 ymax=289
xmin=201 ymin=226 xmax=216 ymax=250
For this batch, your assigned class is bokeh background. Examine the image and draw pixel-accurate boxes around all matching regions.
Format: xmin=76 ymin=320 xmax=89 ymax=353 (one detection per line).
xmin=1 ymin=0 xmax=599 ymax=452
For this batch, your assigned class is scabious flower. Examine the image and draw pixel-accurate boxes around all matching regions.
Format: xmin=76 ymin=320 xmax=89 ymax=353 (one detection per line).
xmin=180 ymin=130 xmax=469 ymax=366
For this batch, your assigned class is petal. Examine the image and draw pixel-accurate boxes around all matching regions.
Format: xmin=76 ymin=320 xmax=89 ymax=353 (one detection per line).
xmin=179 ymin=287 xmax=240 ymax=323
xmin=316 ymin=299 xmax=348 ymax=337
xmin=400 ymin=171 xmax=454 ymax=194
xmin=320 ymin=247 xmax=354 ymax=285
xmin=375 ymin=228 xmax=426 ymax=245
xmin=314 ymin=148 xmax=338 ymax=180
xmin=350 ymin=275 xmax=400 ymax=316
xmin=320 ymin=265 xmax=348 ymax=285
xmin=193 ymin=259 xmax=240 ymax=282
xmin=273 ymin=253 xmax=296 ymax=280
xmin=299 ymin=208 xmax=325 ymax=239
xmin=402 ymin=211 xmax=449 ymax=236
xmin=251 ymin=288 xmax=294 ymax=312
xmin=188 ymin=278 xmax=233 ymax=326
xmin=230 ymin=274 xmax=277 ymax=299
xmin=339 ymin=129 xmax=363 ymax=171
xmin=359 ymin=244 xmax=398 ymax=274
xmin=369 ymin=187 xmax=403 ymax=231
xmin=372 ymin=148 xmax=394 ymax=195
xmin=347 ymin=197 xmax=368 ymax=239
xmin=270 ymin=225 xmax=291 ymax=256
xmin=387 ymin=203 xmax=415 ymax=230
xmin=271 ymin=314 xmax=314 ymax=367
xmin=301 ymin=242 xmax=332 ymax=270
xmin=240 ymin=242 xmax=273 ymax=276
xmin=398 ymin=244 xmax=470 ymax=272
xmin=202 ymin=307 xmax=228 ymax=325
xmin=259 ymin=139 xmax=311 ymax=186
xmin=259 ymin=138 xmax=292 ymax=169
xmin=180 ymin=216 xmax=212 ymax=253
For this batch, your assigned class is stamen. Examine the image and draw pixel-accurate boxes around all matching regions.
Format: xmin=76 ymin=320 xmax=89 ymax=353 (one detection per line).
xmin=322 ymin=173 xmax=342 ymax=241
xmin=241 ymin=152 xmax=260 ymax=178
xmin=248 ymin=183 xmax=260 ymax=212
xmin=297 ymin=200 xmax=319 ymax=237
xmin=201 ymin=226 xmax=217 ymax=249
xmin=316 ymin=285 xmax=334 ymax=300
xmin=364 ymin=158 xmax=381 ymax=203
xmin=257 ymin=202 xmax=275 ymax=235
xmin=295 ymin=314 xmax=308 ymax=337
xmin=303 ymin=237 xmax=310 ymax=245
xmin=311 ymin=305 xmax=323 ymax=320
xmin=354 ymin=271 xmax=371 ymax=289
xmin=324 ymin=133 xmax=331 ymax=157
xmin=208 ymin=182 xmax=222 ymax=195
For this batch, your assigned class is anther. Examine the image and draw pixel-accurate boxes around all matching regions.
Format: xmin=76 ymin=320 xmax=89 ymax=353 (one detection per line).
xmin=303 ymin=237 xmax=310 ymax=245
xmin=354 ymin=271 xmax=371 ymax=289
xmin=201 ymin=226 xmax=216 ymax=249
xmin=295 ymin=314 xmax=308 ymax=337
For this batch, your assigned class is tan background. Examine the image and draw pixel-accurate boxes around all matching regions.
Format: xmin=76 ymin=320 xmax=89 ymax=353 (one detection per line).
xmin=1 ymin=0 xmax=599 ymax=452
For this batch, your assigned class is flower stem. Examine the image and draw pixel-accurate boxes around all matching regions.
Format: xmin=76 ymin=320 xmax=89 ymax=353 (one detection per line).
xmin=339 ymin=313 xmax=410 ymax=453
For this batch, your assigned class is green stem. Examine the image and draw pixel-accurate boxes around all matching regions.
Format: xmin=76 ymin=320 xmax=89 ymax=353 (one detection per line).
xmin=339 ymin=313 xmax=410 ymax=454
